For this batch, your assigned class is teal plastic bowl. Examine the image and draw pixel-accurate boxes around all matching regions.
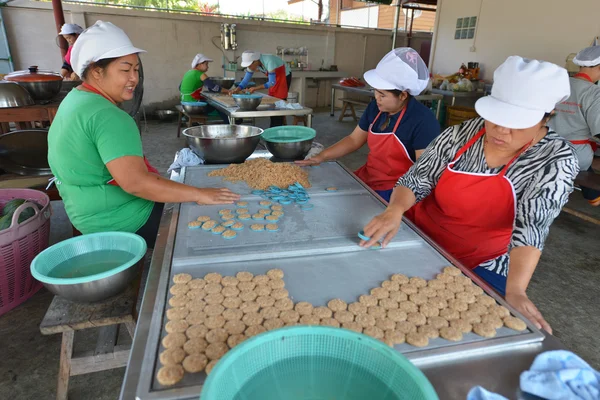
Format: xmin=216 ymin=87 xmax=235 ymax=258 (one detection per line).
xmin=261 ymin=126 xmax=316 ymax=160
xmin=30 ymin=232 xmax=147 ymax=302
xmin=201 ymin=326 xmax=438 ymax=400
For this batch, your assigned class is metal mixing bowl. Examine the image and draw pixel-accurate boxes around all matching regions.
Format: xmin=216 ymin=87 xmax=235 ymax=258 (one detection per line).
xmin=264 ymin=139 xmax=314 ymax=160
xmin=261 ymin=126 xmax=316 ymax=160
xmin=183 ymin=125 xmax=264 ymax=163
xmin=181 ymin=101 xmax=208 ymax=116
xmin=209 ymin=77 xmax=235 ymax=90
xmin=233 ymin=94 xmax=263 ymax=111
xmin=17 ymin=80 xmax=63 ymax=101
xmin=156 ymin=109 xmax=178 ymax=121
xmin=0 ymin=82 xmax=34 ymax=108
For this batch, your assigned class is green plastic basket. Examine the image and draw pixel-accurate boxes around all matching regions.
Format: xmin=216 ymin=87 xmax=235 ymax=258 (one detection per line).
xmin=261 ymin=126 xmax=316 ymax=143
xmin=30 ymin=232 xmax=147 ymax=285
xmin=201 ymin=326 xmax=438 ymax=400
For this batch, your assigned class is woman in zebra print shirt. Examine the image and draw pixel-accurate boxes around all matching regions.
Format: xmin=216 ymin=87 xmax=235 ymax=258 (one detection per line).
xmin=360 ymin=56 xmax=579 ymax=333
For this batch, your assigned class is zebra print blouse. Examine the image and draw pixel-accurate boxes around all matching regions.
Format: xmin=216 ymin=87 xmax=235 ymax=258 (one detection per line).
xmin=397 ymin=118 xmax=579 ymax=276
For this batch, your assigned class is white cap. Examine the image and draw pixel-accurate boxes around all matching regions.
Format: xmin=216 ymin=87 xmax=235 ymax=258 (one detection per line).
xmin=71 ymin=21 xmax=146 ymax=78
xmin=363 ymin=48 xmax=429 ymax=95
xmin=59 ymin=23 xmax=84 ymax=35
xmin=475 ymin=56 xmax=570 ymax=129
xmin=573 ymin=46 xmax=600 ymax=67
xmin=240 ymin=51 xmax=261 ymax=68
xmin=191 ymin=53 xmax=213 ymax=69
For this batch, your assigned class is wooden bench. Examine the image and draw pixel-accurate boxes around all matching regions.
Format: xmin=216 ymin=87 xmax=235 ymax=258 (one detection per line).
xmin=563 ymin=170 xmax=600 ymax=226
xmin=338 ymin=98 xmax=369 ymax=122
xmin=40 ymin=280 xmax=140 ymax=400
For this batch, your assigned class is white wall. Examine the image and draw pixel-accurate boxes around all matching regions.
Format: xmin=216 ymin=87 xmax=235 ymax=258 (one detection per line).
xmin=430 ymin=0 xmax=600 ymax=79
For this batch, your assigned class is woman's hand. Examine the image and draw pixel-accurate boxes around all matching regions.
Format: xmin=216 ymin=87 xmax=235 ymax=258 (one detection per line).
xmin=505 ymin=291 xmax=552 ymax=334
xmin=295 ymin=154 xmax=325 ymax=167
xmin=195 ymin=188 xmax=240 ymax=205
xmin=228 ymin=88 xmax=239 ymax=96
xmin=247 ymin=87 xmax=257 ymax=94
xmin=359 ymin=206 xmax=404 ymax=248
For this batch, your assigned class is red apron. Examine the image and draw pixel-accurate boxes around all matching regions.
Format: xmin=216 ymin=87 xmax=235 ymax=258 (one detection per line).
xmin=354 ymin=107 xmax=413 ymax=191
xmin=570 ymin=73 xmax=599 ymax=152
xmin=406 ymin=127 xmax=529 ymax=269
xmin=268 ymin=64 xmax=289 ymax=100
xmin=80 ymin=83 xmax=159 ymax=186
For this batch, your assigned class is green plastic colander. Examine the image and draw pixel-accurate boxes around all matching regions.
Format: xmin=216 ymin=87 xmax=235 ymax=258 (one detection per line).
xmin=201 ymin=326 xmax=438 ymax=400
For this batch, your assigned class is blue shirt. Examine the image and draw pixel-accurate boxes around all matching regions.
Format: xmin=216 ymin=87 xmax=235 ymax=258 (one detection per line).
xmin=358 ymin=98 xmax=440 ymax=161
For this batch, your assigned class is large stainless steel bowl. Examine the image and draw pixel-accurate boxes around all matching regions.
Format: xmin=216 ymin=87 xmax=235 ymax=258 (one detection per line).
xmin=17 ymin=80 xmax=63 ymax=101
xmin=264 ymin=139 xmax=314 ymax=160
xmin=0 ymin=129 xmax=51 ymax=175
xmin=183 ymin=125 xmax=264 ymax=163
xmin=182 ymin=102 xmax=208 ymax=116
xmin=209 ymin=77 xmax=235 ymax=89
xmin=0 ymin=82 xmax=34 ymax=108
xmin=155 ymin=109 xmax=178 ymax=121
xmin=233 ymin=94 xmax=263 ymax=111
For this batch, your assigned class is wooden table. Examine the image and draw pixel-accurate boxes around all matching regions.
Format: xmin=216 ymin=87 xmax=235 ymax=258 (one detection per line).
xmin=0 ymin=102 xmax=60 ymax=133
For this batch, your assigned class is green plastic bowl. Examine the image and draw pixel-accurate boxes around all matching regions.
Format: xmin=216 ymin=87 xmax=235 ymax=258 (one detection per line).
xmin=200 ymin=326 xmax=438 ymax=400
xmin=30 ymin=232 xmax=147 ymax=302
xmin=261 ymin=126 xmax=316 ymax=143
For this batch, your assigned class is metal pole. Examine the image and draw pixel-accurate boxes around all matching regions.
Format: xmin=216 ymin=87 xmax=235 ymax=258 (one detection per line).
xmin=51 ymin=0 xmax=67 ymax=58
xmin=392 ymin=2 xmax=400 ymax=50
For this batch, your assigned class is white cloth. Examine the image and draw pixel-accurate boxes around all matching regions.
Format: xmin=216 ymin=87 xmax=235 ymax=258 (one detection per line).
xmin=363 ymin=48 xmax=429 ymax=96
xmin=168 ymin=148 xmax=203 ymax=173
xmin=191 ymin=53 xmax=213 ymax=69
xmin=304 ymin=142 xmax=324 ymax=160
xmin=59 ymin=24 xmax=84 ymax=35
xmin=475 ymin=56 xmax=570 ymax=129
xmin=274 ymin=100 xmax=303 ymax=110
xmin=71 ymin=21 xmax=146 ymax=77
xmin=573 ymin=46 xmax=600 ymax=67
xmin=240 ymin=50 xmax=261 ymax=68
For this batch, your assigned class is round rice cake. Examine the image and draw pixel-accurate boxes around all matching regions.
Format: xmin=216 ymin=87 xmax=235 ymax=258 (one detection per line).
xmin=443 ymin=266 xmax=462 ymax=276
xmin=221 ymin=276 xmax=239 ymax=287
xmin=409 ymin=293 xmax=428 ymax=306
xmin=256 ymin=295 xmax=276 ymax=308
xmin=389 ymin=291 xmax=408 ymax=303
xmin=427 ymin=316 xmax=449 ymax=330
xmin=186 ymin=289 xmax=206 ymax=301
xmin=222 ymin=297 xmax=242 ymax=309
xmin=205 ymin=315 xmax=226 ymax=329
xmin=212 ymin=225 xmax=226 ymax=235
xmin=342 ymin=321 xmax=363 ymax=333
xmin=420 ymin=303 xmax=440 ymax=318
xmin=503 ymin=316 xmax=527 ymax=331
xmin=242 ymin=312 xmax=264 ymax=327
xmin=299 ymin=314 xmax=320 ymax=325
xmin=170 ymin=284 xmax=189 ymax=296
xmin=320 ymin=317 xmax=340 ymax=328
xmin=271 ymin=210 xmax=284 ymax=217
xmin=205 ymin=360 xmax=218 ymax=375
xmin=370 ymin=288 xmax=389 ymax=299
xmin=222 ymin=229 xmax=238 ymax=239
xmin=221 ymin=214 xmax=236 ymax=221
xmin=395 ymin=321 xmax=417 ymax=334
xmin=267 ymin=268 xmax=284 ymax=279
xmin=468 ymin=303 xmax=488 ymax=315
xmin=250 ymin=222 xmax=265 ymax=231
xmin=312 ymin=306 xmax=332 ymax=319
xmin=453 ymin=276 xmax=472 ymax=287
xmin=271 ymin=288 xmax=289 ymax=300
xmin=436 ymin=273 xmax=455 ymax=283
xmin=473 ymin=322 xmax=497 ymax=338
xmin=348 ymin=302 xmax=368 ymax=315
xmin=167 ymin=307 xmax=189 ymax=321
xmin=223 ymin=320 xmax=246 ymax=335
xmin=240 ymin=301 xmax=260 ymax=314
xmin=427 ymin=297 xmax=448 ymax=310
xmin=197 ymin=215 xmax=212 ymax=222
xmin=186 ymin=324 xmax=208 ymax=339
xmin=271 ymin=204 xmax=283 ymax=211
xmin=367 ymin=306 xmax=386 ymax=319
xmin=252 ymin=275 xmax=269 ymax=285
xmin=183 ymin=338 xmax=208 ymax=354
xmin=427 ymin=279 xmax=446 ymax=290
xmin=460 ymin=310 xmax=482 ymax=325
xmin=439 ymin=308 xmax=461 ymax=321
xmin=280 ymin=310 xmax=300 ymax=324
xmin=255 ymin=284 xmax=271 ymax=297
xmin=379 ymin=298 xmax=399 ymax=310
xmin=476 ymin=295 xmax=497 ymax=307
xmin=205 ymin=304 xmax=225 ymax=317
xmin=183 ymin=354 xmax=208 ymax=373
xmin=240 ymin=291 xmax=258 ymax=302
xmin=398 ymin=301 xmax=418 ymax=314
xmin=260 ymin=306 xmax=281 ymax=320
xmin=202 ymin=220 xmax=218 ymax=231
xmin=264 ymin=317 xmax=285 ymax=331
xmin=419 ymin=287 xmax=438 ymax=298
xmin=268 ymin=279 xmax=285 ymax=290
xmin=390 ymin=274 xmax=409 ymax=284
xmin=173 ymin=273 xmax=192 ymax=284
xmin=381 ymin=280 xmax=400 ymax=291
xmin=436 ymin=289 xmax=455 ymax=301
xmin=481 ymin=314 xmax=504 ymax=329
xmin=448 ymin=299 xmax=469 ymax=312
xmin=463 ymin=285 xmax=484 ymax=296
xmin=223 ymin=308 xmax=243 ymax=321
xmin=222 ymin=220 xmax=236 ymax=227
xmin=188 ymin=220 xmax=203 ymax=229
xmin=204 ymin=282 xmax=223 ymax=294
xmin=363 ymin=326 xmax=384 ymax=339
xmin=450 ymin=318 xmax=473 ymax=333
xmin=400 ymin=284 xmax=419 ymax=295
xmin=162 ymin=332 xmax=187 ymax=349
xmin=406 ymin=332 xmax=429 ymax=347
xmin=327 ymin=299 xmax=347 ymax=312
xmin=265 ymin=223 xmax=279 ymax=231
xmin=334 ymin=310 xmax=354 ymax=324
xmin=446 ymin=282 xmax=465 ymax=294
xmin=237 ymin=281 xmax=256 ymax=292
xmin=160 ymin=347 xmax=186 ymax=365
xmin=227 ymin=334 xmax=246 ymax=349
xmin=488 ymin=305 xmax=510 ymax=319
xmin=245 ymin=325 xmax=267 ymax=337
xmin=375 ymin=318 xmax=395 ymax=331
xmin=156 ymin=365 xmax=184 ymax=386
xmin=387 ymin=309 xmax=408 ymax=322
xmin=222 ymin=287 xmax=240 ymax=298
xmin=188 ymin=278 xmax=206 ymax=290
xmin=409 ymin=277 xmax=427 ymax=288
xmin=355 ymin=313 xmax=376 ymax=328
xmin=406 ymin=312 xmax=427 ymax=326
xmin=384 ymin=330 xmax=405 ymax=346
xmin=205 ymin=293 xmax=225 ymax=305
xmin=218 ymin=209 xmax=233 ymax=216
xmin=358 ymin=295 xmax=378 ymax=307
xmin=185 ymin=311 xmax=207 ymax=326
xmin=205 ymin=342 xmax=228 ymax=360
xmin=439 ymin=326 xmax=463 ymax=342
xmin=295 ymin=302 xmax=314 ymax=316
xmin=165 ymin=320 xmax=189 ymax=334
xmin=274 ymin=298 xmax=294 ymax=311
xmin=236 ymin=271 xmax=254 ymax=282
xmin=168 ymin=295 xmax=189 ymax=308
xmin=418 ymin=324 xmax=440 ymax=339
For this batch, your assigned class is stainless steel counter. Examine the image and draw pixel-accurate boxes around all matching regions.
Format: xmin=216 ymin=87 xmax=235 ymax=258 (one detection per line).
xmin=121 ymin=160 xmax=564 ymax=400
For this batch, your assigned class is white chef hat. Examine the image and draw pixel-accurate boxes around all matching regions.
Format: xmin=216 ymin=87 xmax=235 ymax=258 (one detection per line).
xmin=191 ymin=54 xmax=213 ymax=69
xmin=475 ymin=56 xmax=570 ymax=129
xmin=71 ymin=21 xmax=146 ymax=78
xmin=573 ymin=46 xmax=600 ymax=67
xmin=363 ymin=48 xmax=429 ymax=96
xmin=240 ymin=51 xmax=261 ymax=68
xmin=59 ymin=23 xmax=84 ymax=35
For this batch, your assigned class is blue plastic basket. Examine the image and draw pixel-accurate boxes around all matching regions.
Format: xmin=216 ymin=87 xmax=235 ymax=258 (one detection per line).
xmin=201 ymin=326 xmax=438 ymax=400
xmin=181 ymin=101 xmax=208 ymax=106
xmin=232 ymin=94 xmax=262 ymax=99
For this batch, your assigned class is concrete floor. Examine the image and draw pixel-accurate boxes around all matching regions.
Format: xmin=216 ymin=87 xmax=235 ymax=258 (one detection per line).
xmin=1 ymin=109 xmax=599 ymax=399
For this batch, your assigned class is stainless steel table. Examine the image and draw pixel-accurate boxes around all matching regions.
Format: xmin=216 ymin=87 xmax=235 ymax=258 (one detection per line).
xmin=330 ymin=83 xmax=443 ymax=120
xmin=121 ymin=157 xmax=566 ymax=400
xmin=430 ymin=88 xmax=485 ymax=107
xmin=202 ymin=93 xmax=313 ymax=127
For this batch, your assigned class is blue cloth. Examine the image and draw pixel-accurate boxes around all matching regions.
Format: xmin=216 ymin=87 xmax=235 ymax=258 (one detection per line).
xmin=238 ymin=70 xmax=253 ymax=90
xmin=473 ymin=266 xmax=507 ymax=296
xmin=375 ymin=189 xmax=393 ymax=202
xmin=358 ymin=98 xmax=440 ymax=162
xmin=520 ymin=350 xmax=600 ymax=400
xmin=467 ymin=387 xmax=508 ymax=400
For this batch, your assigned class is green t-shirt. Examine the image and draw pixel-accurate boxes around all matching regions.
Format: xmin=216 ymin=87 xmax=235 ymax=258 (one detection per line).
xmin=180 ymin=69 xmax=203 ymax=102
xmin=48 ymin=89 xmax=154 ymax=234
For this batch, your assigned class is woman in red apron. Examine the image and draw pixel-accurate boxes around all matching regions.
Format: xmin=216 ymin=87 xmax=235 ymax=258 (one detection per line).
xmin=232 ymin=51 xmax=292 ymax=127
xmin=48 ymin=21 xmax=239 ymax=247
xmin=360 ymin=56 xmax=579 ymax=334
xmin=297 ymin=48 xmax=440 ymax=202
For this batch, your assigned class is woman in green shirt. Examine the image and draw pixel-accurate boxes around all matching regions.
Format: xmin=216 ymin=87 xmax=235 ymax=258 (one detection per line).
xmin=48 ymin=21 xmax=239 ymax=247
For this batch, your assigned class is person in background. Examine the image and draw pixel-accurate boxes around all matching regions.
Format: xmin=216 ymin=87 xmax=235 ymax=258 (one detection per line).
xmin=230 ymin=50 xmax=292 ymax=127
xmin=48 ymin=21 xmax=239 ymax=248
xmin=59 ymin=23 xmax=84 ymax=81
xmin=550 ymin=46 xmax=600 ymax=206
xmin=360 ymin=56 xmax=579 ymax=333
xmin=297 ymin=48 xmax=440 ymax=202
xmin=180 ymin=53 xmax=228 ymax=123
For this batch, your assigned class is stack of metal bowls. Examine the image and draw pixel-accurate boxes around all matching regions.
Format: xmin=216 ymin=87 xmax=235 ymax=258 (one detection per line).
xmin=183 ymin=125 xmax=264 ymax=164
xmin=232 ymin=94 xmax=263 ymax=111
xmin=181 ymin=101 xmax=208 ymax=116
xmin=209 ymin=77 xmax=235 ymax=90
xmin=0 ymin=82 xmax=34 ymax=108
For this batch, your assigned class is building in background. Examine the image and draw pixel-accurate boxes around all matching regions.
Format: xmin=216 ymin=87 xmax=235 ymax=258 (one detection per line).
xmin=329 ymin=0 xmax=436 ymax=31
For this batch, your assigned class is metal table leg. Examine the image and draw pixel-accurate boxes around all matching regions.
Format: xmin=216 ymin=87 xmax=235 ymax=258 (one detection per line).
xmin=330 ymin=86 xmax=335 ymax=116
xmin=307 ymin=114 xmax=313 ymax=128
xmin=435 ymin=99 xmax=442 ymax=121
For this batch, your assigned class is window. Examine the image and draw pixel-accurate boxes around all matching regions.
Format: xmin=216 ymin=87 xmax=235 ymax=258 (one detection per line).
xmin=455 ymin=16 xmax=477 ymax=40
